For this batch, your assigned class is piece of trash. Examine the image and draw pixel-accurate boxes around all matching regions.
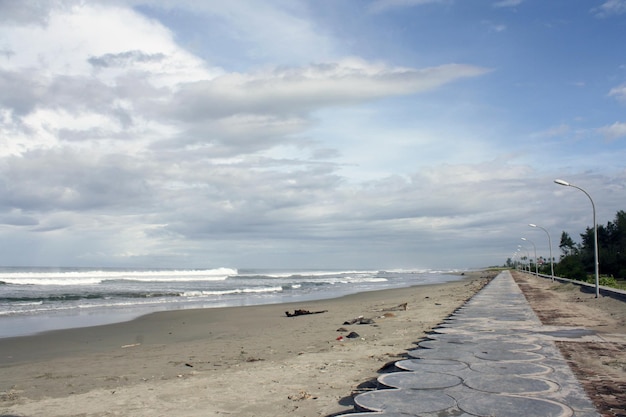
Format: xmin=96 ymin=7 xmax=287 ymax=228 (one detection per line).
xmin=346 ymin=332 xmax=360 ymax=338
xmin=185 ymin=363 xmax=193 ymax=367
xmin=343 ymin=317 xmax=375 ymax=325
xmin=336 ymin=327 xmax=348 ymax=332
xmin=336 ymin=336 xmax=344 ymax=341
xmin=285 ymin=309 xmax=328 ymax=317
xmin=121 ymin=343 xmax=141 ymax=349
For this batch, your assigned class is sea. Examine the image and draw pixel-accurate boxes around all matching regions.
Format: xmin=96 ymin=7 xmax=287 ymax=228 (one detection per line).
xmin=0 ymin=267 xmax=465 ymax=339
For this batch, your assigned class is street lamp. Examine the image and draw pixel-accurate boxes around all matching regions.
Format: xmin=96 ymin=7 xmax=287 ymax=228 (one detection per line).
xmin=511 ymin=251 xmax=521 ymax=270
xmin=518 ymin=245 xmax=530 ymax=273
xmin=554 ymin=179 xmax=600 ymax=298
xmin=529 ymin=223 xmax=554 ymax=282
xmin=521 ymin=237 xmax=538 ymax=276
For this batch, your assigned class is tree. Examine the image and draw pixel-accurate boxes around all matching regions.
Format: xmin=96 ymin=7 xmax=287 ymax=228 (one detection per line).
xmin=554 ymin=254 xmax=587 ymax=281
xmin=559 ymin=231 xmax=577 ymax=257
xmin=510 ymin=209 xmax=626 ymax=280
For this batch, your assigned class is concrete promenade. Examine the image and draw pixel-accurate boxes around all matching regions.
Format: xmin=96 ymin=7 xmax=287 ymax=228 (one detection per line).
xmin=338 ymin=270 xmax=601 ymax=417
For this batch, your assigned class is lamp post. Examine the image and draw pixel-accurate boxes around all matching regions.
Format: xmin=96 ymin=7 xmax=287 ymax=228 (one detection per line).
xmin=554 ymin=179 xmax=600 ymax=298
xmin=518 ymin=245 xmax=530 ymax=273
xmin=511 ymin=251 xmax=520 ymax=270
xmin=521 ymin=237 xmax=538 ymax=276
xmin=529 ymin=223 xmax=554 ymax=282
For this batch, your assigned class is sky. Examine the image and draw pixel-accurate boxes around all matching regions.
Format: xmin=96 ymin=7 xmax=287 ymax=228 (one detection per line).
xmin=0 ymin=0 xmax=625 ymax=270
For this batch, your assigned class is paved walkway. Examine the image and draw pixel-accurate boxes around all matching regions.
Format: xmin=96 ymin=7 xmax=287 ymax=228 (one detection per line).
xmin=338 ymin=270 xmax=601 ymax=417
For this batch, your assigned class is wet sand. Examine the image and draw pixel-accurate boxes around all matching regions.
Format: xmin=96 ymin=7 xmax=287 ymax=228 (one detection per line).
xmin=0 ymin=272 xmax=492 ymax=417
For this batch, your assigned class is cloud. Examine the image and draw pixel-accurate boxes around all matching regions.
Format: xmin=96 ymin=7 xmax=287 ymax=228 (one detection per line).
xmin=127 ymin=0 xmax=337 ymax=65
xmin=598 ymin=121 xmax=626 ymax=140
xmin=0 ymin=2 xmax=216 ymax=84
xmin=482 ymin=20 xmax=507 ymax=32
xmin=2 ymin=0 xmax=622 ymax=269
xmin=0 ymin=0 xmax=66 ymax=25
xmin=87 ymin=50 xmax=167 ymax=68
xmin=0 ymin=149 xmax=155 ymax=213
xmin=0 ymin=210 xmax=39 ymax=227
xmin=167 ymin=59 xmax=491 ymax=121
xmin=492 ymin=0 xmax=524 ymax=8
xmin=592 ymin=0 xmax=626 ymax=17
xmin=368 ymin=0 xmax=447 ymax=13
xmin=150 ymin=58 xmax=490 ymax=158
xmin=609 ymin=84 xmax=626 ymax=101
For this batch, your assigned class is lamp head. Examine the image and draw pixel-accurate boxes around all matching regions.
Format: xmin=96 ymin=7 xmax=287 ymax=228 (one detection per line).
xmin=554 ymin=179 xmax=570 ymax=186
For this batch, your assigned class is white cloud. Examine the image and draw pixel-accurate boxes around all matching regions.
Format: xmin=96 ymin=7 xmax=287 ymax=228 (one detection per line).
xmin=119 ymin=0 xmax=337 ymax=65
xmin=368 ymin=0 xmax=447 ymax=13
xmin=167 ymin=58 xmax=490 ymax=121
xmin=493 ymin=0 xmax=524 ymax=8
xmin=482 ymin=20 xmax=507 ymax=32
xmin=592 ymin=0 xmax=626 ymax=17
xmin=0 ymin=2 xmax=217 ymax=83
xmin=609 ymin=84 xmax=626 ymax=101
xmin=598 ymin=121 xmax=626 ymax=140
xmin=0 ymin=0 xmax=66 ymax=25
xmin=1 ymin=0 xmax=624 ymax=269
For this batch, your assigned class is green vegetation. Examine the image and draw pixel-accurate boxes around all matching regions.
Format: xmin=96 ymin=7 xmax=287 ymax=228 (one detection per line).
xmin=506 ymin=210 xmax=626 ymax=290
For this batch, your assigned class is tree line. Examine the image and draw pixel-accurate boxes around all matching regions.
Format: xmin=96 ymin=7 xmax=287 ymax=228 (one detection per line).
xmin=556 ymin=210 xmax=626 ymax=281
xmin=506 ymin=210 xmax=626 ymax=283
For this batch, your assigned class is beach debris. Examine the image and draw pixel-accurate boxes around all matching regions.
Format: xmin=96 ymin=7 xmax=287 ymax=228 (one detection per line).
xmin=285 ymin=309 xmax=328 ymax=317
xmin=346 ymin=331 xmax=360 ymax=339
xmin=185 ymin=363 xmax=193 ymax=367
xmin=343 ymin=316 xmax=375 ymax=325
xmin=336 ymin=336 xmax=344 ymax=341
xmin=336 ymin=327 xmax=349 ymax=332
xmin=121 ymin=343 xmax=141 ymax=349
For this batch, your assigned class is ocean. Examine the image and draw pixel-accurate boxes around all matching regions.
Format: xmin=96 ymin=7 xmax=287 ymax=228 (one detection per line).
xmin=0 ymin=267 xmax=464 ymax=338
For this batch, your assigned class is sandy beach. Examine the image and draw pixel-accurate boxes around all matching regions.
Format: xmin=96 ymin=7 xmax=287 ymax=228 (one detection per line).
xmin=0 ymin=272 xmax=491 ymax=417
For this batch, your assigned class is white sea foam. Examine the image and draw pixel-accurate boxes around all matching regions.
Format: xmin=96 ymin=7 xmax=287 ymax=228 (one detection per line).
xmin=0 ymin=267 xmax=463 ymax=338
xmin=183 ymin=286 xmax=284 ymax=297
xmin=0 ymin=267 xmax=237 ymax=286
xmin=238 ymin=269 xmax=379 ymax=279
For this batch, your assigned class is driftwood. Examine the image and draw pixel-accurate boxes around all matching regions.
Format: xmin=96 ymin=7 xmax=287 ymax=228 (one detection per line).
xmin=285 ymin=309 xmax=328 ymax=317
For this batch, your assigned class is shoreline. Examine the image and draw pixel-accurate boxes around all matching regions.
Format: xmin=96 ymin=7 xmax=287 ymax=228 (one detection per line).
xmin=0 ymin=271 xmax=493 ymax=416
xmin=0 ymin=270 xmax=469 ymax=339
